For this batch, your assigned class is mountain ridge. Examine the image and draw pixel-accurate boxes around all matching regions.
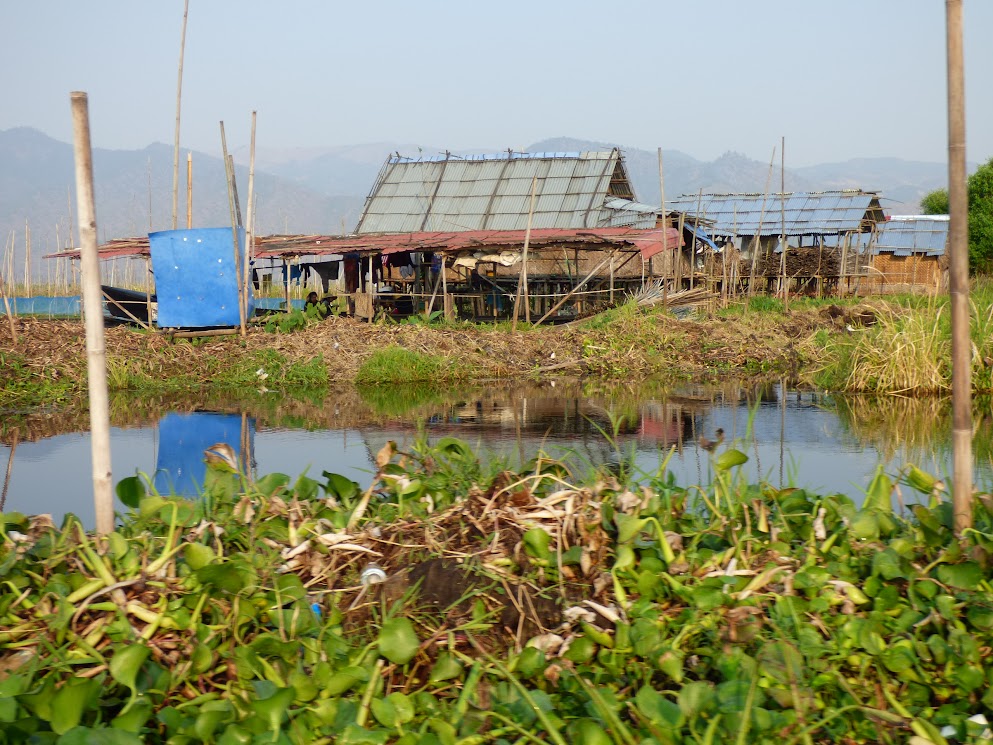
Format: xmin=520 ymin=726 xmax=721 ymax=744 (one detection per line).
xmin=0 ymin=127 xmax=954 ymax=281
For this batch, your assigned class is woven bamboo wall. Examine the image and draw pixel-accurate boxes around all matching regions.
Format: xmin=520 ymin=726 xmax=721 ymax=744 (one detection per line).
xmin=865 ymin=253 xmax=945 ymax=293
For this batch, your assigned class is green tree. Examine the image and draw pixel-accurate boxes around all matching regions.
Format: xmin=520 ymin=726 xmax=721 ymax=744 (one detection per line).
xmin=921 ymin=157 xmax=993 ymax=272
xmin=920 ymin=188 xmax=949 ymax=215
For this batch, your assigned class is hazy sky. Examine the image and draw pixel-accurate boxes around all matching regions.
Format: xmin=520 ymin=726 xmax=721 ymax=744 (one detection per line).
xmin=2 ymin=1 xmax=991 ymax=167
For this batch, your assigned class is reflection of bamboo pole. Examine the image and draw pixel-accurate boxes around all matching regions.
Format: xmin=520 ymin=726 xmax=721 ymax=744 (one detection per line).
xmin=71 ymin=91 xmax=114 ymax=535
xmin=0 ymin=429 xmax=16 ymax=511
xmin=172 ymin=0 xmax=189 ymax=230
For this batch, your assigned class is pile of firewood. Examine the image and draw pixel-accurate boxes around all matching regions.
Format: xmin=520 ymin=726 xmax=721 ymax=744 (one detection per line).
xmin=754 ymin=247 xmax=839 ymax=277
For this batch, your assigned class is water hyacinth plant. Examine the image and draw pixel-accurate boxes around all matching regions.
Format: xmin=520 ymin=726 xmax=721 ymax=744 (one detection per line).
xmin=0 ymin=437 xmax=991 ymax=743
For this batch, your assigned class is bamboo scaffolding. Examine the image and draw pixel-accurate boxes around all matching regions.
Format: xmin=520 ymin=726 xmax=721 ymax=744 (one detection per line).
xmin=70 ymin=91 xmax=114 ymax=536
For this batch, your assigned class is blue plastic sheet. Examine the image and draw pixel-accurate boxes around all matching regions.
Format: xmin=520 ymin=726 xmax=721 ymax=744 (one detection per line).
xmin=149 ymin=228 xmax=254 ymax=328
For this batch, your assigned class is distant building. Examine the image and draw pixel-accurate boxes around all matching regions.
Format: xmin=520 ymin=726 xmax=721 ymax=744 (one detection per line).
xmin=865 ymin=215 xmax=949 ymax=293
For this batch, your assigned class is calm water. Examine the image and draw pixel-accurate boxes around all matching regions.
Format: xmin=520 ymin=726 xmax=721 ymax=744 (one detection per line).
xmin=2 ymin=381 xmax=990 ymax=527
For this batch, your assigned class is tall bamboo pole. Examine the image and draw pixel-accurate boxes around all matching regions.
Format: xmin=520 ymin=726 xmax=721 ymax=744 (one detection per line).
xmin=219 ymin=122 xmax=247 ymax=336
xmin=186 ymin=152 xmax=193 ymax=228
xmin=70 ymin=92 xmax=114 ymax=535
xmin=511 ymin=175 xmax=538 ymax=332
xmin=947 ymin=0 xmax=972 ymax=535
xmin=657 ymin=147 xmax=668 ymax=297
xmin=24 ymin=221 xmax=31 ymax=292
xmin=172 ymin=0 xmax=190 ymax=230
xmin=0 ymin=268 xmax=16 ymax=344
xmin=691 ymin=189 xmax=702 ymax=291
xmin=747 ymin=147 xmax=777 ymax=303
xmin=780 ymin=136 xmax=789 ymax=310
xmin=244 ymin=112 xmax=257 ymax=325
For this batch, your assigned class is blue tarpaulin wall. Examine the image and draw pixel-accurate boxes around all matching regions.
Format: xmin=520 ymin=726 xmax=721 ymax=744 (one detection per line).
xmin=153 ymin=412 xmax=254 ymax=496
xmin=149 ymin=227 xmax=254 ymax=328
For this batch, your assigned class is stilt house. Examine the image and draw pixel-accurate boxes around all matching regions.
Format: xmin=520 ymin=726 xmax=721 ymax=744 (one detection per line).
xmin=665 ymin=190 xmax=886 ymax=295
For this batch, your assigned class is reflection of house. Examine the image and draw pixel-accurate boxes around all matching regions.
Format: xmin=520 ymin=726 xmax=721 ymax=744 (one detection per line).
xmin=665 ymin=190 xmax=886 ymax=294
xmin=864 ymin=216 xmax=949 ymax=293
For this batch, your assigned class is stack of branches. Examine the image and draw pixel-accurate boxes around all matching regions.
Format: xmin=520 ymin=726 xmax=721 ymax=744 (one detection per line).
xmin=631 ymin=281 xmax=716 ymax=310
xmin=756 ymin=247 xmax=840 ymax=278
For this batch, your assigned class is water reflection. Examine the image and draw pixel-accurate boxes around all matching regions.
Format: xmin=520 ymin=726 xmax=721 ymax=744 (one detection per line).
xmin=1 ymin=381 xmax=992 ymax=526
xmin=153 ymin=412 xmax=255 ymax=496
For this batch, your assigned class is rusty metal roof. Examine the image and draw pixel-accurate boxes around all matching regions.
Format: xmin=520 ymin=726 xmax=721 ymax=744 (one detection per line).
xmin=48 ymin=227 xmax=683 ymax=263
xmin=665 ymin=190 xmax=885 ymax=237
xmin=354 ymin=150 xmax=649 ymax=234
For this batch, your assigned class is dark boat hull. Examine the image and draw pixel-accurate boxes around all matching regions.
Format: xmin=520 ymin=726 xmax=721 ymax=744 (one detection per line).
xmin=101 ymin=285 xmax=157 ymax=325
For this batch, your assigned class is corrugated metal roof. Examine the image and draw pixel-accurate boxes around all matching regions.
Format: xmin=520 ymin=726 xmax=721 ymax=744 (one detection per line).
xmin=872 ymin=217 xmax=949 ymax=256
xmin=665 ymin=190 xmax=884 ymax=237
xmin=356 ymin=150 xmax=639 ymax=234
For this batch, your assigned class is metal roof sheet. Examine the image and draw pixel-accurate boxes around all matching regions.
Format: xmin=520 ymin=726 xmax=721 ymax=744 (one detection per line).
xmin=666 ymin=190 xmax=883 ymax=236
xmin=356 ymin=150 xmax=635 ymax=234
xmin=872 ymin=217 xmax=949 ymax=256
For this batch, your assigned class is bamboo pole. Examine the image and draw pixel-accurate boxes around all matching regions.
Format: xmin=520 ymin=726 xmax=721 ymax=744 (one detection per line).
xmin=70 ymin=91 xmax=114 ymax=536
xmin=186 ymin=152 xmax=193 ymax=228
xmin=657 ymin=147 xmax=668 ymax=296
xmin=244 ymin=111 xmax=257 ymax=327
xmin=512 ymin=175 xmax=538 ymax=332
xmin=534 ymin=250 xmax=618 ymax=327
xmin=947 ymin=0 xmax=972 ymax=535
xmin=219 ymin=122 xmax=247 ymax=336
xmin=747 ymin=147 xmax=777 ymax=303
xmin=24 ymin=221 xmax=31 ymax=293
xmin=172 ymin=0 xmax=189 ymax=230
xmin=691 ymin=189 xmax=702 ymax=291
xmin=0 ymin=268 xmax=16 ymax=344
xmin=780 ymin=136 xmax=789 ymax=310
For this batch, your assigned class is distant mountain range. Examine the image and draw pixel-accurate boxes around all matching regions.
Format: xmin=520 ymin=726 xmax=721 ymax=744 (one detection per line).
xmin=0 ymin=127 xmax=957 ymax=281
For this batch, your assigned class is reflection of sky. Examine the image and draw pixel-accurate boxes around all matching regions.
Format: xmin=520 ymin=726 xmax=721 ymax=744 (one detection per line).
xmin=2 ymin=391 xmax=987 ymax=527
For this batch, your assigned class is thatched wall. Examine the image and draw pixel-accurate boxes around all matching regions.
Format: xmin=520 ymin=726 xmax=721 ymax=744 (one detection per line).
xmin=865 ymin=253 xmax=946 ymax=294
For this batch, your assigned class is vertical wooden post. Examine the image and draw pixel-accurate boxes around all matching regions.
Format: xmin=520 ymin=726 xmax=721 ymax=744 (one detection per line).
xmin=186 ymin=153 xmax=193 ymax=228
xmin=245 ymin=111 xmax=257 ymax=327
xmin=172 ymin=0 xmax=189 ymax=230
xmin=780 ymin=136 xmax=789 ymax=310
xmin=748 ymin=147 xmax=776 ymax=303
xmin=0 ymin=268 xmax=16 ymax=344
xmin=512 ymin=175 xmax=537 ymax=332
xmin=219 ymin=122 xmax=247 ymax=336
xmin=70 ymin=92 xmax=114 ymax=535
xmin=947 ymin=0 xmax=972 ymax=535
xmin=24 ymin=221 xmax=31 ymax=293
xmin=691 ymin=189 xmax=702 ymax=291
xmin=657 ymin=147 xmax=667 ymax=294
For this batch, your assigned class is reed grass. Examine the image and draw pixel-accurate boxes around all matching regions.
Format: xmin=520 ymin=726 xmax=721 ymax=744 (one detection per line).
xmin=355 ymin=345 xmax=454 ymax=385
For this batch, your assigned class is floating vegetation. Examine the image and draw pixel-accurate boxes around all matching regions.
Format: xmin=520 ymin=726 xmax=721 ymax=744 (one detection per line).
xmin=1 ymin=437 xmax=992 ymax=743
